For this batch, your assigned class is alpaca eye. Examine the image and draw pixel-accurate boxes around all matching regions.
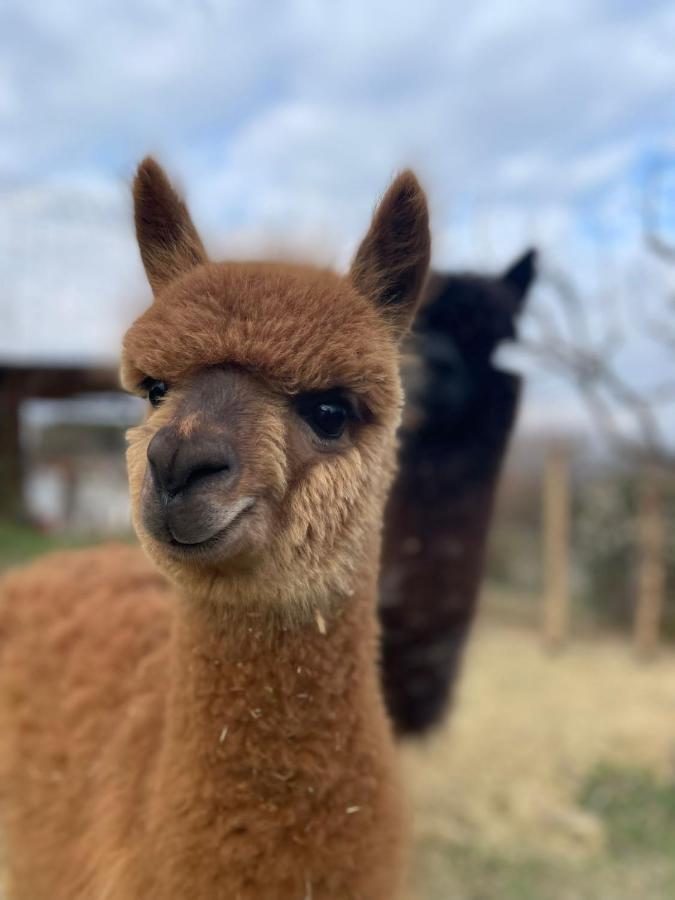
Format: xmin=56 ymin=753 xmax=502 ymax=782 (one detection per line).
xmin=296 ymin=392 xmax=354 ymax=440
xmin=310 ymin=402 xmax=348 ymax=439
xmin=146 ymin=379 xmax=168 ymax=408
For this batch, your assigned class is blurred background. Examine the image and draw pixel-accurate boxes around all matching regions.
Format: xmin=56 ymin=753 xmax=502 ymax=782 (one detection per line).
xmin=1 ymin=2 xmax=675 ymax=897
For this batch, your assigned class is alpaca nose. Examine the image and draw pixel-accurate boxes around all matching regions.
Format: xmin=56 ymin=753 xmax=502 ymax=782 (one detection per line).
xmin=147 ymin=426 xmax=237 ymax=497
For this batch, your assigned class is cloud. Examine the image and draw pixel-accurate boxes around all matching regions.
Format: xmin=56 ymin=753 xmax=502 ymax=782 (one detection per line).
xmin=1 ymin=0 xmax=674 ymax=442
xmin=0 ymin=175 xmax=143 ymax=363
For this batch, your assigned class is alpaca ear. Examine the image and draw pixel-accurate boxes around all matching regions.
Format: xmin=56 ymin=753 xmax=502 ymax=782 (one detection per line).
xmin=502 ymin=248 xmax=537 ymax=311
xmin=133 ymin=157 xmax=208 ymax=295
xmin=350 ymin=170 xmax=431 ymax=339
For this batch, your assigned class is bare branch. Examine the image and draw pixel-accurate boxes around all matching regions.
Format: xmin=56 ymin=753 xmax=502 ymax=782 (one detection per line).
xmin=522 ymin=265 xmax=673 ymax=463
xmin=643 ymin=161 xmax=675 ymax=264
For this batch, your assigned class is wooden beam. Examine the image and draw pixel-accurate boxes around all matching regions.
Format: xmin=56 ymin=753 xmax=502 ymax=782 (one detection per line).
xmin=634 ymin=466 xmax=666 ymax=660
xmin=0 ymin=364 xmax=122 ymax=521
xmin=542 ymin=444 xmax=571 ymax=650
xmin=0 ymin=375 xmax=23 ymax=520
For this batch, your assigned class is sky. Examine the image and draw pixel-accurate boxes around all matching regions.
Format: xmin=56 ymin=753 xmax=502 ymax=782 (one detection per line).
xmin=1 ymin=0 xmax=675 ymax=445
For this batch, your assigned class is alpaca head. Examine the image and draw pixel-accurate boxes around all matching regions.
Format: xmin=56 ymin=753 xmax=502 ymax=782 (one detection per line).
xmin=121 ymin=159 xmax=430 ymax=618
xmin=419 ymin=248 xmax=537 ymax=367
xmin=400 ymin=249 xmax=537 ymax=429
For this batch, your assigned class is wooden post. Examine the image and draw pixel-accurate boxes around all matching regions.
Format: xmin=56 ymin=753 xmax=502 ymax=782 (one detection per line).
xmin=0 ymin=375 xmax=23 ymax=521
xmin=634 ymin=466 xmax=665 ymax=659
xmin=542 ymin=444 xmax=571 ymax=650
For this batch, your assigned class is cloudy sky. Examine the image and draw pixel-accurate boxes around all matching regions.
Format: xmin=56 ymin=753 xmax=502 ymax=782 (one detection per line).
xmin=1 ymin=0 xmax=675 ymax=443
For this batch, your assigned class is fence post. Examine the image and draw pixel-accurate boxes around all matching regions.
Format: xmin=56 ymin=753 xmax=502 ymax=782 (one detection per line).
xmin=0 ymin=375 xmax=23 ymax=521
xmin=542 ymin=444 xmax=571 ymax=650
xmin=634 ymin=466 xmax=665 ymax=659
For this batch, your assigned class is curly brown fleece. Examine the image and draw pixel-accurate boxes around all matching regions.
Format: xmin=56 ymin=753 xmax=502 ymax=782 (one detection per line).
xmin=0 ymin=157 xmax=430 ymax=899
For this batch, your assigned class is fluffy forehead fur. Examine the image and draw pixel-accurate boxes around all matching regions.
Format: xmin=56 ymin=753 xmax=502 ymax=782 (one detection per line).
xmin=121 ymin=262 xmax=400 ymax=421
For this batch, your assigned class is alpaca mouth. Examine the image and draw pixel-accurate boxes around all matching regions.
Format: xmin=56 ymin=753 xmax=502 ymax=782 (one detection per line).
xmin=164 ymin=498 xmax=256 ymax=559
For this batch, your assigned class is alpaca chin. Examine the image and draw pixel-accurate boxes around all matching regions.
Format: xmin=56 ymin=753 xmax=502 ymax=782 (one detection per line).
xmin=142 ymin=489 xmax=258 ymax=558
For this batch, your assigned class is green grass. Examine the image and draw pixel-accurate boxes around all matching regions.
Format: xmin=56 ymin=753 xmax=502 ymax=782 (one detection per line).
xmin=0 ymin=520 xmax=132 ymax=572
xmin=412 ymin=763 xmax=675 ymax=899
xmin=415 ymin=840 xmax=675 ymax=900
xmin=416 ymin=842 xmax=561 ymax=900
xmin=580 ymin=763 xmax=675 ymax=858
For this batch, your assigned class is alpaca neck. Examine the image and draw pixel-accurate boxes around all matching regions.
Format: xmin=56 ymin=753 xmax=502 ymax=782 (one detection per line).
xmin=163 ymin=580 xmax=382 ymax=748
xmin=141 ymin=574 xmax=402 ymax=896
xmin=149 ymin=573 xmax=394 ymax=823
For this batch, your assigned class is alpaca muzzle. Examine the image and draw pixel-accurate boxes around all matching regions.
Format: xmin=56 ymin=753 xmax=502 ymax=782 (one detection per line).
xmin=143 ymin=424 xmax=243 ymax=547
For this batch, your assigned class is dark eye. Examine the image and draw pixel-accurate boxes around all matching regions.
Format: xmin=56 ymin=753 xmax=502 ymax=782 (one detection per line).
xmin=296 ymin=391 xmax=355 ymax=440
xmin=311 ymin=401 xmax=348 ymax=439
xmin=143 ymin=378 xmax=168 ymax=408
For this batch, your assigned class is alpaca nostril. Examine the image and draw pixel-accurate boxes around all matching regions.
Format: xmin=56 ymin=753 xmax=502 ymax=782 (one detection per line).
xmin=147 ymin=427 xmax=238 ymax=498
xmin=147 ymin=427 xmax=178 ymax=495
xmin=178 ymin=461 xmax=231 ymax=495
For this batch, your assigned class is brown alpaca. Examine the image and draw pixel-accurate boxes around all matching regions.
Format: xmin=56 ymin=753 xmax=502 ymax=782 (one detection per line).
xmin=0 ymin=159 xmax=430 ymax=899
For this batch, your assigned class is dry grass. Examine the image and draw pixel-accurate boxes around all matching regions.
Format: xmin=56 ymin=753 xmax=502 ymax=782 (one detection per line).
xmin=402 ymin=599 xmax=675 ymax=899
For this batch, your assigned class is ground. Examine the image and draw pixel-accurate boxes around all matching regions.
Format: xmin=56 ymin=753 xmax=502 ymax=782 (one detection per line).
xmin=403 ymin=611 xmax=675 ymax=900
xmin=1 ymin=527 xmax=674 ymax=898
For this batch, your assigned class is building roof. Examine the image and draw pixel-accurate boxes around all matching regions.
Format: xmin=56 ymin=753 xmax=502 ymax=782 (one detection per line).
xmin=0 ymin=180 xmax=147 ymax=367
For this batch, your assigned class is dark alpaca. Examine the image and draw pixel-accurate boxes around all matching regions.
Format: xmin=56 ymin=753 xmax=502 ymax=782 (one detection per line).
xmin=380 ymin=249 xmax=537 ymax=736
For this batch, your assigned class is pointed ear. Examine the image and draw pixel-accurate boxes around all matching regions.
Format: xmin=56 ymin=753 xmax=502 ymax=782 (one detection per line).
xmin=350 ymin=170 xmax=431 ymax=339
xmin=133 ymin=157 xmax=208 ymax=295
xmin=502 ymin=247 xmax=537 ymax=310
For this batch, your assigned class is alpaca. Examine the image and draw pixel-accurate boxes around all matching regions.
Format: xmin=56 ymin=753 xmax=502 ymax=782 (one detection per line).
xmin=0 ymin=158 xmax=430 ymax=899
xmin=380 ymin=250 xmax=537 ymax=735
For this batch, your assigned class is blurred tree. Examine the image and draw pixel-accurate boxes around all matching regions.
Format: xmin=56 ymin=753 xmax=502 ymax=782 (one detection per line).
xmin=521 ymin=164 xmax=675 ymax=651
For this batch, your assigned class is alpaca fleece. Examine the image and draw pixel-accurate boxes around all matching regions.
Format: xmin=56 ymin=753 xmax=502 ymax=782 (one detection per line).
xmin=0 ymin=157 xmax=430 ymax=899
xmin=0 ymin=545 xmax=403 ymax=899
